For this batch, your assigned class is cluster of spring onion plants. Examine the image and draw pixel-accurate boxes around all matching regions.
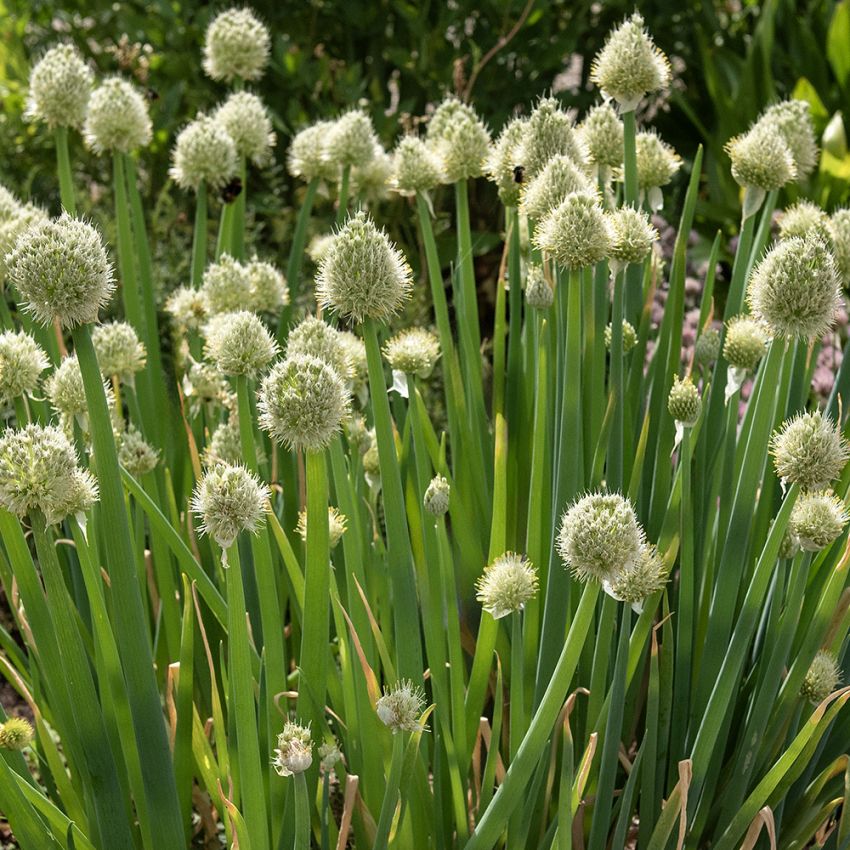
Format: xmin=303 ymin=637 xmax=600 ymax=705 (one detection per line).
xmin=1 ymin=8 xmax=850 ymax=849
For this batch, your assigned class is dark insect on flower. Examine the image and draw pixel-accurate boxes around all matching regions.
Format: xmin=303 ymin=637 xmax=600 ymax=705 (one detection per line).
xmin=513 ymin=164 xmax=525 ymax=184
xmin=145 ymin=88 xmax=160 ymax=102
xmin=220 ymin=176 xmax=243 ymax=204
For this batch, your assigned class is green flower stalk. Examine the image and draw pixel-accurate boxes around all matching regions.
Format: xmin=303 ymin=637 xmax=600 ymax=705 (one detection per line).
xmin=325 ymin=110 xmax=378 ymax=222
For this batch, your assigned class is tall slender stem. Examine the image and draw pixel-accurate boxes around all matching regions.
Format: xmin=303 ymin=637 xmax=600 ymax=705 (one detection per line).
xmin=294 ymin=771 xmax=310 ymax=850
xmin=231 ymin=157 xmax=247 ymax=260
xmin=54 ymin=127 xmax=76 ymax=214
xmin=279 ymin=177 xmax=320 ymax=339
xmin=336 ymin=165 xmax=351 ymax=225
xmin=608 ymin=269 xmax=625 ymax=491
xmin=191 ymin=183 xmax=208 ymax=288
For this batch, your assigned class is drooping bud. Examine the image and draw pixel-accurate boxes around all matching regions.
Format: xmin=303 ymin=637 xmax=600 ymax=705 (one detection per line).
xmin=475 ymin=552 xmax=539 ymax=619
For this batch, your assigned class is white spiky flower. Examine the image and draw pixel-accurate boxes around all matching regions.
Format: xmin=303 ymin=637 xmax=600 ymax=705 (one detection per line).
xmin=0 ymin=330 xmax=49 ymax=402
xmin=579 ymin=103 xmax=624 ymax=171
xmin=607 ymin=543 xmax=668 ymax=604
xmin=726 ymin=119 xmax=796 ymax=193
xmin=202 ymin=7 xmax=270 ymax=84
xmin=214 ymin=91 xmax=276 ymax=165
xmin=426 ymin=97 xmax=491 ymax=183
xmin=246 ymin=257 xmax=288 ymax=313
xmin=202 ymin=254 xmax=252 ymax=315
xmin=391 ymin=135 xmax=444 ymax=196
xmin=515 ymin=96 xmax=586 ymax=179
xmin=376 ymin=680 xmax=427 ymax=733
xmin=324 ymin=110 xmax=378 ymax=170
xmin=202 ymin=311 xmax=278 ymax=377
xmin=26 ymin=44 xmax=93 ymax=129
xmin=521 ymin=154 xmax=592 ymax=223
xmin=475 ymin=552 xmax=538 ymax=619
xmin=273 ymin=721 xmax=313 ymax=776
xmin=117 ymin=426 xmax=160 ymax=478
xmin=484 ymin=117 xmax=527 ymax=206
xmin=285 ymin=315 xmax=352 ymax=380
xmin=788 ymin=489 xmax=849 ymax=552
xmin=92 ymin=321 xmax=146 ymax=381
xmin=83 ymin=76 xmax=152 ymax=154
xmin=383 ymin=328 xmax=440 ymax=379
xmin=295 ymin=505 xmax=348 ymax=548
xmin=166 ymin=286 xmax=209 ymax=332
xmin=533 ymin=191 xmax=611 ymax=269
xmin=170 ymin=114 xmax=238 ymax=191
xmin=771 ymin=411 xmax=849 ymax=491
xmin=762 ymin=100 xmax=819 ymax=181
xmin=287 ymin=121 xmax=338 ymax=183
xmin=801 ymin=651 xmax=841 ymax=704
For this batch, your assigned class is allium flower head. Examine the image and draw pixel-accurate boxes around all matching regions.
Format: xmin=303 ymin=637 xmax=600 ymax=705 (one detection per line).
xmin=557 ymin=491 xmax=644 ymax=583
xmin=747 ymin=234 xmax=840 ymax=340
xmin=376 ymin=680 xmax=426 ymax=733
xmin=191 ymin=462 xmax=269 ymax=549
xmin=296 ymin=505 xmax=348 ymax=548
xmin=318 ymin=740 xmax=341 ymax=772
xmin=351 ymin=143 xmax=393 ymax=202
xmin=0 ymin=330 xmax=49 ymax=402
xmin=26 ymin=44 xmax=93 ymax=129
xmin=166 ymin=287 xmax=208 ymax=332
xmin=525 ymin=264 xmax=554 ymax=311
xmin=45 ymin=354 xmax=87 ymax=420
xmin=214 ymin=91 xmax=276 ymax=165
xmin=762 ymin=100 xmax=819 ymax=180
xmin=170 ymin=115 xmax=238 ymax=191
xmin=324 ymin=110 xmax=378 ymax=170
xmin=426 ymin=97 xmax=491 ymax=183
xmin=475 ymin=552 xmax=538 ymax=619
xmin=484 ymin=117 xmax=527 ymax=206
xmin=604 ymin=320 xmax=637 ymax=354
xmin=316 ymin=211 xmax=413 ymax=324
xmin=723 ymin=316 xmax=768 ymax=371
xmin=286 ymin=316 xmax=352 ymax=380
xmin=203 ymin=418 xmax=241 ymax=467
xmin=6 ymin=213 xmax=114 ymax=329
xmin=383 ymin=328 xmax=440 ymax=378
xmin=590 ymin=13 xmax=671 ymax=111
xmin=287 ymin=121 xmax=338 ymax=183
xmin=607 ymin=206 xmax=657 ymax=269
xmin=608 ymin=543 xmax=668 ymax=604
xmin=202 ymin=7 xmax=270 ymax=83
xmin=521 ymin=154 xmax=592 ymax=222
xmin=202 ymin=254 xmax=252 ymax=315
xmin=424 ymin=475 xmax=450 ymax=516
xmin=789 ymin=489 xmax=849 ymax=552
xmin=634 ymin=131 xmax=681 ymax=209
xmin=258 ymin=354 xmax=350 ymax=453
xmin=694 ymin=327 xmax=721 ymax=366
xmin=202 ymin=311 xmax=278 ymax=377
xmin=533 ymin=191 xmax=611 ymax=269
xmin=801 ymin=651 xmax=841 ymax=704
xmin=579 ymin=103 xmax=624 ymax=170
xmin=668 ymin=374 xmax=701 ymax=426
xmin=83 ymin=77 xmax=152 ymax=154
xmin=779 ymin=201 xmax=831 ymax=243
xmin=185 ymin=361 xmax=229 ymax=408
xmin=516 ymin=97 xmax=586 ymax=179
xmin=245 ymin=257 xmax=287 ymax=314
xmin=272 ymin=721 xmax=313 ymax=777
xmin=118 ymin=426 xmax=159 ymax=478
xmin=339 ymin=331 xmax=368 ymax=390
xmin=771 ymin=410 xmax=849 ymax=491
xmin=391 ymin=135 xmax=444 ymax=196
xmin=726 ymin=120 xmax=796 ymax=192
xmin=92 ymin=321 xmax=146 ymax=380
xmin=0 ymin=423 xmax=97 ymax=524
xmin=0 ymin=717 xmax=34 ymax=751
xmin=828 ymin=208 xmax=850 ymax=287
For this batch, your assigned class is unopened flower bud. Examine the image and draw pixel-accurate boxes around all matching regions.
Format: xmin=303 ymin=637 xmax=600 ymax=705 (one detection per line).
xmin=525 ymin=264 xmax=554 ymax=311
xmin=424 ymin=475 xmax=450 ymax=516
xmin=668 ymin=374 xmax=701 ymax=427
xmin=273 ymin=721 xmax=313 ymax=776
xmin=801 ymin=651 xmax=841 ymax=704
xmin=604 ymin=320 xmax=637 ymax=354
xmin=0 ymin=717 xmax=34 ymax=751
xmin=723 ymin=316 xmax=768 ymax=371
xmin=694 ymin=327 xmax=721 ymax=366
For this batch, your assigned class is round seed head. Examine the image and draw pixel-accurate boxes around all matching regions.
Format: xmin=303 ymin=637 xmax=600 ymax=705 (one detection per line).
xmin=516 ymin=97 xmax=586 ymax=180
xmin=475 ymin=551 xmax=538 ymax=619
xmin=0 ymin=423 xmax=97 ymax=523
xmin=202 ymin=7 xmax=270 ymax=83
xmin=801 ymin=651 xmax=841 ymax=704
xmin=747 ymin=234 xmax=840 ymax=340
xmin=246 ymin=257 xmax=288 ymax=314
xmin=484 ymin=117 xmax=527 ymax=206
xmin=0 ymin=204 xmax=49 ymax=279
xmin=203 ymin=418 xmax=241 ymax=467
xmin=424 ymin=475 xmax=450 ymax=516
xmin=723 ymin=316 xmax=768 ymax=371
xmin=771 ymin=410 xmax=849 ymax=490
xmin=83 ymin=76 xmax=151 ymax=154
xmin=166 ymin=286 xmax=208 ymax=332
xmin=789 ymin=489 xmax=848 ymax=552
xmin=92 ymin=321 xmax=146 ymax=380
xmin=383 ymin=328 xmax=440 ymax=378
xmin=533 ymin=191 xmax=611 ymax=270
xmin=45 ymin=354 xmax=87 ymax=419
xmin=6 ymin=213 xmax=114 ymax=329
xmin=604 ymin=319 xmax=637 ymax=354
xmin=694 ymin=327 xmax=721 ymax=366
xmin=191 ymin=462 xmax=269 ymax=549
xmin=26 ymin=44 xmax=93 ymax=129
xmin=286 ymin=316 xmax=352 ymax=380
xmin=324 ymin=110 xmax=378 ymax=170
xmin=273 ymin=721 xmax=313 ymax=777
xmin=316 ymin=211 xmax=413 ymax=324
xmin=779 ymin=201 xmax=831 ymax=243
xmin=525 ymin=264 xmax=554 ymax=311
xmin=608 ymin=205 xmax=657 ymax=267
xmin=608 ymin=543 xmax=668 ymax=604
xmin=426 ymin=97 xmax=491 ymax=182
xmin=170 ymin=114 xmax=238 ymax=192
xmin=668 ymin=374 xmax=701 ymax=426
xmin=295 ymin=505 xmax=348 ymax=548
xmin=762 ymin=100 xmax=819 ymax=180
xmin=0 ymin=717 xmax=34 ymax=751
xmin=258 ymin=354 xmax=350 ymax=453
xmin=590 ymin=13 xmax=671 ymax=110
xmin=521 ymin=154 xmax=592 ymax=222
xmin=391 ymin=135 xmax=444 ymax=196
xmin=0 ymin=330 xmax=49 ymax=402
xmin=634 ymin=130 xmax=681 ymax=191
xmin=117 ymin=426 xmax=159 ymax=477
xmin=726 ymin=120 xmax=796 ymax=191
xmin=579 ymin=103 xmax=624 ymax=170
xmin=202 ymin=254 xmax=251 ymax=315
xmin=376 ymin=680 xmax=426 ymax=733
xmin=202 ymin=311 xmax=278 ymax=377
xmin=214 ymin=91 xmax=275 ymax=165
xmin=557 ymin=491 xmax=644 ymax=583
xmin=287 ymin=121 xmax=338 ymax=183
xmin=828 ymin=208 xmax=850 ymax=287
